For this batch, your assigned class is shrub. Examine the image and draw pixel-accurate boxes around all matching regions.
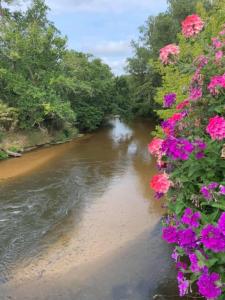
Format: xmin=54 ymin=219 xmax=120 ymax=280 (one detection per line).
xmin=149 ymin=3 xmax=225 ymax=299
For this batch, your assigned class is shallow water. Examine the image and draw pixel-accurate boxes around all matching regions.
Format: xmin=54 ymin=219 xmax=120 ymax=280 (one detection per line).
xmin=0 ymin=118 xmax=181 ymax=300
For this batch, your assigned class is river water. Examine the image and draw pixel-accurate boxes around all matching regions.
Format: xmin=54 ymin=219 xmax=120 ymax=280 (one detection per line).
xmin=0 ymin=118 xmax=180 ymax=300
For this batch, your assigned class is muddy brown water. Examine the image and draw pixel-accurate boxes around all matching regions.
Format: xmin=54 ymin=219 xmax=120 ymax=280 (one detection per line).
xmin=0 ymin=118 xmax=181 ymax=300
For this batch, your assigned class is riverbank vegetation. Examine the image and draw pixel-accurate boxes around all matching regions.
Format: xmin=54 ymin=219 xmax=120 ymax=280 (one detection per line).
xmin=147 ymin=0 xmax=225 ymax=299
xmin=0 ymin=0 xmax=130 ymax=158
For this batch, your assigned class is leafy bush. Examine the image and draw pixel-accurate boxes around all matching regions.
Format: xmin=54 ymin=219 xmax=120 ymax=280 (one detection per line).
xmin=149 ymin=2 xmax=225 ymax=299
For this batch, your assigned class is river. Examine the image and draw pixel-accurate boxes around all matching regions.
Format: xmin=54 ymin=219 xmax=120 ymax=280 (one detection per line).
xmin=0 ymin=118 xmax=180 ymax=300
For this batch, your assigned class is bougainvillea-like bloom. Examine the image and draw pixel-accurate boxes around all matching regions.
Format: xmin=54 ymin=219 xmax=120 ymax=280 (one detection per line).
xmin=181 ymin=208 xmax=201 ymax=228
xmin=212 ymin=37 xmax=223 ymax=49
xmin=189 ymin=87 xmax=202 ymax=101
xmin=178 ymin=228 xmax=197 ymax=249
xmin=159 ymin=44 xmax=180 ymax=64
xmin=148 ymin=138 xmax=163 ymax=157
xmin=162 ymin=137 xmax=194 ymax=161
xmin=176 ymin=99 xmax=190 ymax=110
xmin=197 ymin=272 xmax=222 ymax=299
xmin=208 ymin=74 xmax=225 ymax=95
xmin=150 ymin=173 xmax=171 ymax=194
xmin=201 ymin=224 xmax=225 ymax=252
xmin=189 ymin=253 xmax=201 ymax=273
xmin=182 ymin=14 xmax=204 ymax=38
xmin=218 ymin=212 xmax=225 ymax=235
xmin=162 ymin=226 xmax=178 ymax=244
xmin=163 ymin=93 xmax=176 ymax=108
xmin=177 ymin=271 xmax=189 ymax=297
xmin=206 ymin=116 xmax=225 ymax=140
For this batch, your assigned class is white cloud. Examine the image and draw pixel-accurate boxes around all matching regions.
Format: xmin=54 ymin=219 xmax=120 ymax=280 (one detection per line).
xmin=83 ymin=40 xmax=131 ymax=56
xmin=45 ymin=0 xmax=166 ymax=14
xmin=101 ymin=57 xmax=127 ymax=75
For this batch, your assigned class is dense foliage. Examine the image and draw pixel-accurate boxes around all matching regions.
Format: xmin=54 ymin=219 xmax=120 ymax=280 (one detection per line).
xmin=149 ymin=1 xmax=225 ymax=299
xmin=0 ymin=0 xmax=126 ymax=136
xmin=126 ymin=0 xmax=213 ymax=118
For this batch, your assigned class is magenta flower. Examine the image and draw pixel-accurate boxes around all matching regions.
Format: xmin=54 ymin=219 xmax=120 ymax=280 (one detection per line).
xmin=189 ymin=87 xmax=202 ymax=101
xmin=178 ymin=228 xmax=197 ymax=249
xmin=201 ymin=224 xmax=225 ymax=252
xmin=197 ymin=272 xmax=222 ymax=299
xmin=219 ymin=185 xmax=225 ymax=195
xmin=206 ymin=116 xmax=225 ymax=140
xmin=162 ymin=137 xmax=194 ymax=161
xmin=201 ymin=185 xmax=212 ymax=200
xmin=181 ymin=208 xmax=201 ymax=228
xmin=189 ymin=253 xmax=201 ymax=272
xmin=218 ymin=212 xmax=225 ymax=235
xmin=162 ymin=226 xmax=178 ymax=244
xmin=177 ymin=271 xmax=189 ymax=297
xmin=163 ymin=93 xmax=176 ymax=108
xmin=208 ymin=74 xmax=225 ymax=95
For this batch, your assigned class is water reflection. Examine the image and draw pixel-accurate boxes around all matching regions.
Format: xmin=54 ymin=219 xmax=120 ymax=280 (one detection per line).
xmin=0 ymin=118 xmax=177 ymax=300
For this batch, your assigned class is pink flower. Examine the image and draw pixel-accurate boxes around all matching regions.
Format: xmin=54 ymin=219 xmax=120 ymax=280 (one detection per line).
xmin=176 ymin=100 xmax=190 ymax=110
xmin=206 ymin=116 xmax=225 ymax=140
xmin=150 ymin=173 xmax=171 ymax=194
xmin=182 ymin=14 xmax=204 ymax=38
xmin=148 ymin=138 xmax=163 ymax=156
xmin=215 ymin=50 xmax=223 ymax=62
xmin=159 ymin=44 xmax=180 ymax=65
xmin=212 ymin=37 xmax=223 ymax=48
xmin=208 ymin=74 xmax=225 ymax=95
xmin=189 ymin=87 xmax=202 ymax=101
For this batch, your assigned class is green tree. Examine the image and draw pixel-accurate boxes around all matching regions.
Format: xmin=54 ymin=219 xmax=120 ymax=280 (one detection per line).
xmin=0 ymin=0 xmax=75 ymax=129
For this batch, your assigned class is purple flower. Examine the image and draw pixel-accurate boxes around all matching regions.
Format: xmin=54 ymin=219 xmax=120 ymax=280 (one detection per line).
xmin=219 ymin=185 xmax=225 ymax=195
xmin=162 ymin=226 xmax=178 ymax=244
xmin=178 ymin=228 xmax=197 ymax=249
xmin=197 ymin=272 xmax=222 ymax=299
xmin=162 ymin=137 xmax=194 ymax=161
xmin=176 ymin=261 xmax=187 ymax=271
xmin=218 ymin=212 xmax=225 ymax=235
xmin=154 ymin=192 xmax=164 ymax=200
xmin=189 ymin=87 xmax=202 ymax=101
xmin=196 ymin=151 xmax=205 ymax=159
xmin=181 ymin=208 xmax=201 ymax=228
xmin=177 ymin=271 xmax=189 ymax=297
xmin=163 ymin=93 xmax=177 ymax=108
xmin=189 ymin=253 xmax=201 ymax=272
xmin=208 ymin=182 xmax=219 ymax=189
xmin=194 ymin=139 xmax=206 ymax=160
xmin=201 ymin=224 xmax=225 ymax=252
xmin=200 ymin=186 xmax=212 ymax=200
xmin=171 ymin=249 xmax=179 ymax=262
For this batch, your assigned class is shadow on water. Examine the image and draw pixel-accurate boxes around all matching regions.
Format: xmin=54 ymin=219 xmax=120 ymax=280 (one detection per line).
xmin=0 ymin=118 xmax=182 ymax=299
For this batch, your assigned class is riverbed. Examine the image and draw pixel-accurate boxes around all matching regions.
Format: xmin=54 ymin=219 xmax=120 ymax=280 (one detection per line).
xmin=0 ymin=118 xmax=180 ymax=300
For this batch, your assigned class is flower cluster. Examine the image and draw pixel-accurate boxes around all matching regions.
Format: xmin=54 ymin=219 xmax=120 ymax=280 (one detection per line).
xmin=159 ymin=44 xmax=180 ymax=64
xmin=208 ymin=74 xmax=225 ymax=95
xmin=206 ymin=115 xmax=225 ymax=140
xmin=181 ymin=14 xmax=204 ymax=38
xmin=151 ymin=17 xmax=225 ymax=300
xmin=163 ymin=93 xmax=176 ymax=108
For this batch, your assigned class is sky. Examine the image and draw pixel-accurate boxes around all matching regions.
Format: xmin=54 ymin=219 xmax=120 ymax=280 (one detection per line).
xmin=18 ymin=0 xmax=168 ymax=75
